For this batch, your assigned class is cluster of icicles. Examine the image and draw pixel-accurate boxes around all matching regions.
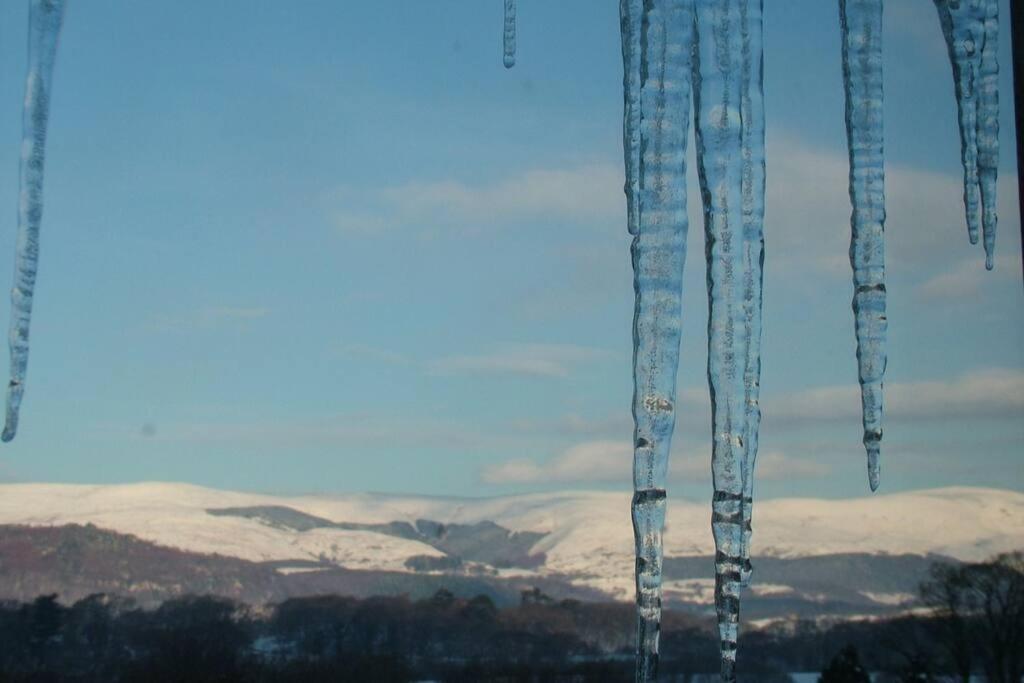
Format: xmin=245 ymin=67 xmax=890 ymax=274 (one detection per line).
xmin=0 ymin=0 xmax=1001 ymax=680
xmin=616 ymin=0 xmax=1001 ymax=680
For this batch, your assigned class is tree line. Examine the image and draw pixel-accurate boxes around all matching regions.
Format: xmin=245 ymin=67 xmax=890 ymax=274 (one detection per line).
xmin=0 ymin=552 xmax=1018 ymax=682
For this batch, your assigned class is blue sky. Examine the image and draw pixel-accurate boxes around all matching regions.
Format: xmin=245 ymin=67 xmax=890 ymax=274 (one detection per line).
xmin=0 ymin=0 xmax=1019 ymax=499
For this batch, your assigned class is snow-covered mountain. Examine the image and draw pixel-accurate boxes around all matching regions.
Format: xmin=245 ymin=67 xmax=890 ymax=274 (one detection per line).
xmin=0 ymin=483 xmax=1021 ymax=617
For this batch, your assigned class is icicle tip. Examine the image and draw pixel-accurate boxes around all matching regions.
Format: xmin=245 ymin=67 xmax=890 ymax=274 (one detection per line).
xmin=867 ymin=452 xmax=880 ymax=492
xmin=739 ymin=560 xmax=753 ymax=588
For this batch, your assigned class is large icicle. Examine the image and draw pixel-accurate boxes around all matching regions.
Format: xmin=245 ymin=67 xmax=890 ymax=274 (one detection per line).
xmin=3 ymin=0 xmax=67 ymax=443
xmin=692 ymin=0 xmax=765 ymax=678
xmin=737 ymin=0 xmax=765 ymax=589
xmin=933 ymin=0 xmax=999 ymax=268
xmin=503 ymin=0 xmax=516 ymax=69
xmin=839 ymin=0 xmax=887 ymax=491
xmin=623 ymin=0 xmax=695 ymax=679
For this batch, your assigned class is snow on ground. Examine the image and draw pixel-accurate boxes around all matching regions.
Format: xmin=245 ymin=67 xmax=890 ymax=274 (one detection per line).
xmin=662 ymin=579 xmax=716 ymax=605
xmin=749 ymin=583 xmax=795 ymax=597
xmin=0 ymin=482 xmax=443 ymax=570
xmin=859 ymin=591 xmax=915 ymax=606
xmin=0 ymin=482 xmax=1021 ymax=588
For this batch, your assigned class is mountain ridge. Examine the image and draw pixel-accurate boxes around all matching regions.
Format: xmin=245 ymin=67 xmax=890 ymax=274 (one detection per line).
xmin=0 ymin=482 xmax=1020 ymax=617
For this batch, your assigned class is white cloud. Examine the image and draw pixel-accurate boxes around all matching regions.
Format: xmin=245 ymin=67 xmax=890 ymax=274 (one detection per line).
xmin=480 ymin=439 xmax=826 ymax=485
xmin=332 ymin=164 xmax=624 ymax=234
xmin=499 ymin=364 xmax=1022 ymax=448
xmin=915 ymin=255 xmax=1019 ymax=300
xmin=754 ymin=451 xmax=831 ymax=479
xmin=762 ymin=136 xmax=1021 ymax=275
xmin=770 ymin=368 xmax=1024 ymax=423
xmin=426 ymin=343 xmax=607 ymax=378
xmin=133 ymin=414 xmax=514 ymax=452
xmin=508 ymin=412 xmax=634 ymax=437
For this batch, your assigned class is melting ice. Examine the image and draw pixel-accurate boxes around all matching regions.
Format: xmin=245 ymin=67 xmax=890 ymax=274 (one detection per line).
xmin=621 ymin=0 xmax=694 ymax=678
xmin=3 ymin=0 xmax=67 ymax=443
xmin=693 ymin=1 xmax=765 ymax=678
xmin=839 ymin=0 xmax=887 ymax=491
xmin=622 ymin=0 xmax=765 ymax=679
xmin=504 ymin=0 xmax=516 ymax=68
xmin=622 ymin=0 xmax=1000 ymax=679
xmin=934 ymin=0 xmax=1000 ymax=268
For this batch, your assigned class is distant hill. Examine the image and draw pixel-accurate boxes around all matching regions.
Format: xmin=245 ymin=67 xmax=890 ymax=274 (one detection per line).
xmin=0 ymin=482 xmax=1020 ymax=620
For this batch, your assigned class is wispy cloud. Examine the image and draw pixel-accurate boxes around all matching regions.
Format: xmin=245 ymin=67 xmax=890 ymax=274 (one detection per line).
xmin=510 ymin=368 xmax=1024 ymax=442
xmin=426 ymin=343 xmax=608 ymax=379
xmin=508 ymin=412 xmax=634 ymax=437
xmin=770 ymin=369 xmax=1024 ymax=424
xmin=126 ymin=414 xmax=513 ymax=452
xmin=332 ymin=341 xmax=609 ymax=379
xmin=147 ymin=306 xmax=271 ymax=332
xmin=331 ymin=164 xmax=623 ymax=235
xmin=915 ymin=255 xmax=1019 ymax=301
xmin=480 ymin=439 xmax=827 ymax=485
xmin=762 ymin=136 xmax=1021 ymax=275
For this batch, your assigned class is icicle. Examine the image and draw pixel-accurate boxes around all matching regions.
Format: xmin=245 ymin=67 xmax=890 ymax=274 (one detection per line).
xmin=624 ymin=0 xmax=695 ymax=679
xmin=692 ymin=0 xmax=765 ymax=678
xmin=503 ymin=0 xmax=516 ymax=69
xmin=3 ymin=0 xmax=67 ymax=443
xmin=737 ymin=0 xmax=765 ymax=590
xmin=933 ymin=0 xmax=999 ymax=269
xmin=839 ymin=0 xmax=887 ymax=492
xmin=620 ymin=0 xmax=643 ymax=236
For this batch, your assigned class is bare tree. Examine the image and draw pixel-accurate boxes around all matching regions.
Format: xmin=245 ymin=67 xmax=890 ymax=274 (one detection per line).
xmin=920 ymin=562 xmax=972 ymax=683
xmin=920 ymin=552 xmax=1024 ymax=683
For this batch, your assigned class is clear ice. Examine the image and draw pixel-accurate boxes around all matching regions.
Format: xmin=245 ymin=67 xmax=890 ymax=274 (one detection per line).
xmin=735 ymin=0 xmax=765 ymax=591
xmin=839 ymin=0 xmax=887 ymax=492
xmin=3 ymin=0 xmax=67 ymax=443
xmin=503 ymin=0 xmax=516 ymax=69
xmin=622 ymin=0 xmax=695 ymax=679
xmin=692 ymin=1 xmax=765 ymax=678
xmin=933 ymin=0 xmax=1000 ymax=269
xmin=620 ymin=0 xmax=642 ymax=236
xmin=623 ymin=0 xmax=765 ymax=679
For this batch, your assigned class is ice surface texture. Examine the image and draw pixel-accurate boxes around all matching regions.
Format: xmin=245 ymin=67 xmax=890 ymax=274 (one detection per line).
xmin=622 ymin=0 xmax=695 ymax=678
xmin=934 ymin=0 xmax=999 ymax=268
xmin=693 ymin=1 xmax=765 ymax=678
xmin=622 ymin=0 xmax=765 ymax=680
xmin=839 ymin=0 xmax=887 ymax=492
xmin=3 ymin=0 xmax=66 ymax=443
xmin=504 ymin=0 xmax=516 ymax=68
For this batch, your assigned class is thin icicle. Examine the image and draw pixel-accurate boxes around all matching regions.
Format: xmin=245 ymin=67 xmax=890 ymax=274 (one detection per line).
xmin=503 ymin=0 xmax=516 ymax=69
xmin=933 ymin=0 xmax=999 ymax=268
xmin=692 ymin=0 xmax=765 ymax=678
xmin=620 ymin=0 xmax=643 ymax=236
xmin=737 ymin=0 xmax=765 ymax=589
xmin=839 ymin=0 xmax=887 ymax=492
xmin=3 ymin=0 xmax=67 ymax=443
xmin=624 ymin=0 xmax=694 ymax=679
xmin=976 ymin=0 xmax=998 ymax=269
